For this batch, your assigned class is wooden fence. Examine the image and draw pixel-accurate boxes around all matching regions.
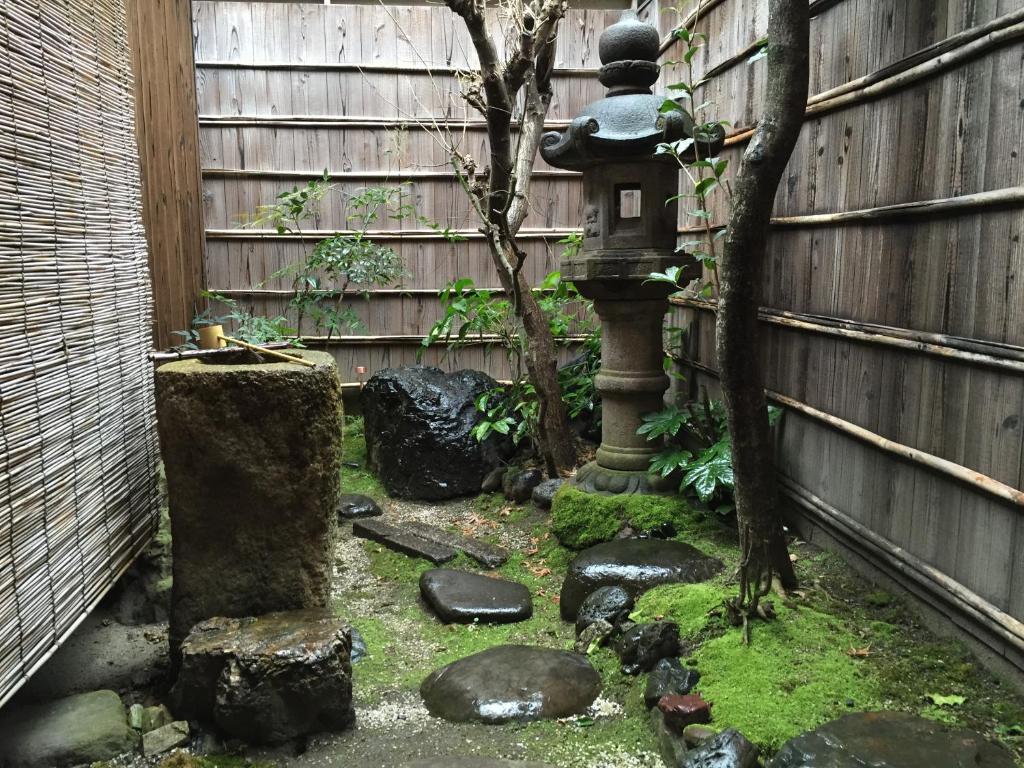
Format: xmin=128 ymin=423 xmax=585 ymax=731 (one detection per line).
xmin=0 ymin=0 xmax=160 ymax=706
xmin=192 ymin=0 xmax=623 ymax=383
xmin=658 ymin=0 xmax=1024 ymax=676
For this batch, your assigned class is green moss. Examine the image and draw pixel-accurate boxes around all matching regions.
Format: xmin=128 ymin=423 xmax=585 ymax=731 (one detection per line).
xmin=550 ymin=486 xmax=690 ymax=549
xmin=865 ymin=590 xmax=894 ymax=607
xmin=340 ymin=416 xmax=386 ymax=498
xmin=631 ymin=582 xmax=733 ymax=638
xmin=693 ymin=603 xmax=881 ymax=752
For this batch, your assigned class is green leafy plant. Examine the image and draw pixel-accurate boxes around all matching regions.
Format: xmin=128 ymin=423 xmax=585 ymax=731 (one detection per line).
xmin=171 ymin=291 xmax=296 ymax=350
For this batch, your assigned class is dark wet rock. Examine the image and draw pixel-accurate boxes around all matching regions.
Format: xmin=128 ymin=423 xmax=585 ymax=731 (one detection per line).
xmin=141 ymin=721 xmax=190 ymax=756
xmin=683 ymin=724 xmax=719 ymax=747
xmin=651 ymin=707 xmax=689 ymax=768
xmin=636 ymin=520 xmax=677 ymax=539
xmin=560 ymin=538 xmax=723 ymax=620
xmin=575 ymin=585 xmax=634 ymax=636
xmin=363 ymin=367 xmax=513 ymax=500
xmin=574 ymin=619 xmax=615 ymax=654
xmin=481 ymin=467 xmax=506 ymax=493
xmin=682 ymin=729 xmax=758 ymax=768
xmin=532 ymin=478 xmax=564 ymax=509
xmin=658 ymin=693 xmax=712 ymax=732
xmin=171 ymin=610 xmax=353 ymax=744
xmin=420 ymin=569 xmax=533 ymax=624
xmin=404 ymin=760 xmax=554 ymax=768
xmin=350 ymin=626 xmax=367 ymax=664
xmin=644 ymin=657 xmax=700 ymax=708
xmin=337 ymin=493 xmax=382 ymax=519
xmin=618 ymin=622 xmax=681 ymax=675
xmin=768 ymin=711 xmax=1017 ymax=768
xmin=0 ymin=690 xmax=138 ymax=768
xmin=420 ymin=645 xmax=601 ymax=724
xmin=505 ymin=468 xmax=544 ymax=503
xmin=406 ymin=521 xmax=509 ymax=569
xmin=353 ymin=518 xmax=457 ymax=564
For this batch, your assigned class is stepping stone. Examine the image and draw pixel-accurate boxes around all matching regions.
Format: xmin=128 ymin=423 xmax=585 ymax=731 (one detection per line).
xmin=338 ymin=493 xmax=382 ymax=519
xmin=420 ymin=645 xmax=601 ymax=724
xmin=404 ymin=761 xmax=553 ymax=768
xmin=0 ymin=690 xmax=138 ymax=768
xmin=768 ymin=711 xmax=1017 ymax=768
xmin=353 ymin=518 xmax=457 ymax=564
xmin=420 ymin=569 xmax=532 ymax=624
xmin=406 ymin=520 xmax=509 ymax=568
xmin=560 ymin=538 xmax=723 ymax=620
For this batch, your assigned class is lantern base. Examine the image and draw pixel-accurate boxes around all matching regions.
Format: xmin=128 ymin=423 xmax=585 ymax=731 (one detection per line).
xmin=571 ymin=461 xmax=676 ymax=496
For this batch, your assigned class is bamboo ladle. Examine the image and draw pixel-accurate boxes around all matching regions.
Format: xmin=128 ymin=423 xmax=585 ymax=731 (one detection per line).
xmin=197 ymin=325 xmax=316 ymax=367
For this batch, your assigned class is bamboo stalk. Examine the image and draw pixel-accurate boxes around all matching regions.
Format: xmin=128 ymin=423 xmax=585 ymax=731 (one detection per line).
xmin=658 ymin=0 xmax=729 ymax=56
xmin=198 ymin=115 xmax=573 ymax=130
xmin=201 ymin=168 xmax=577 ymax=180
xmin=300 ymin=333 xmax=590 ymax=346
xmin=195 ymin=60 xmax=598 ymax=78
xmin=220 ymin=336 xmax=316 ymax=367
xmin=680 ymin=359 xmax=1024 ymax=508
xmin=148 ymin=342 xmax=292 ymax=363
xmin=205 ymin=227 xmax=580 ymax=242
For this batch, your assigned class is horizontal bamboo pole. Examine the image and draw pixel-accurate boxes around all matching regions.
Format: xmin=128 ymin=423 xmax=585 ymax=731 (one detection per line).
xmin=680 ymin=358 xmax=1024 ymax=508
xmin=201 ymin=168 xmax=578 ymax=180
xmin=302 ymin=333 xmax=589 ymax=346
xmin=149 ymin=342 xmax=292 ymax=363
xmin=204 ymin=227 xmax=579 ymax=242
xmin=779 ymin=475 xmax=1024 ymax=656
xmin=208 ymin=287 xmax=511 ymax=298
xmin=672 ymin=296 xmax=1024 ymax=372
xmin=195 ymin=60 xmax=598 ymax=78
xmin=198 ymin=115 xmax=573 ymax=130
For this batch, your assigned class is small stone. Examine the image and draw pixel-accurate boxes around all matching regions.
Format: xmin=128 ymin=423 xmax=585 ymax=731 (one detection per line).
xmin=405 ymin=520 xmax=509 ymax=569
xmin=481 ymin=467 xmax=506 ymax=493
xmin=142 ymin=721 xmax=190 ymax=757
xmin=128 ymin=703 xmax=145 ymax=730
xmin=618 ymin=622 xmax=681 ymax=675
xmin=505 ymin=468 xmax=544 ymax=503
xmin=420 ymin=645 xmax=601 ymax=724
xmin=0 ymin=690 xmax=138 ymax=768
xmin=420 ymin=569 xmax=533 ymax=624
xmin=352 ymin=518 xmax=457 ymax=564
xmin=574 ymin=619 xmax=615 ymax=654
xmin=681 ymin=728 xmax=758 ymax=768
xmin=531 ymin=478 xmax=564 ymax=509
xmin=650 ymin=707 xmax=689 ymax=768
xmin=683 ymin=724 xmax=719 ymax=747
xmin=658 ymin=693 xmax=712 ymax=732
xmin=337 ymin=493 xmax=382 ymax=519
xmin=350 ymin=626 xmax=367 ymax=664
xmin=645 ymin=657 xmax=700 ymax=708
xmin=576 ymin=585 xmax=634 ymax=636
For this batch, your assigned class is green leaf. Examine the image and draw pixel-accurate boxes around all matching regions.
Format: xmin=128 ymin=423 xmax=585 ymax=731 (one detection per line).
xmin=926 ymin=693 xmax=966 ymax=707
xmin=682 ymin=439 xmax=733 ymax=501
xmin=649 ymin=449 xmax=693 ymax=478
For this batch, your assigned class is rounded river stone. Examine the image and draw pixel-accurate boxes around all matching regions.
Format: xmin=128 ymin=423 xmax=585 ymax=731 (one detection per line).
xmin=420 ymin=645 xmax=601 ymax=724
xmin=560 ymin=538 xmax=723 ymax=620
xmin=420 ymin=569 xmax=532 ymax=624
xmin=575 ymin=585 xmax=634 ymax=635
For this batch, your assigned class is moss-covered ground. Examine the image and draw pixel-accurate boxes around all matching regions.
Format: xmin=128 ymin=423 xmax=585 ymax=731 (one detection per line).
xmin=332 ymin=417 xmax=1024 ymax=765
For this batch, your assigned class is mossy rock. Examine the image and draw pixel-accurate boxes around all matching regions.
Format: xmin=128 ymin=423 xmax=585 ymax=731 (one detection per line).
xmin=550 ymin=486 xmax=690 ymax=549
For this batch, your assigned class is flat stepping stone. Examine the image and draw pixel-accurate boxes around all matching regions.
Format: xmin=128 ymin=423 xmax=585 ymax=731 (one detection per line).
xmin=769 ymin=711 xmax=1017 ymax=768
xmin=338 ymin=493 xmax=382 ymax=519
xmin=353 ymin=518 xmax=457 ymax=564
xmin=420 ymin=645 xmax=601 ymax=724
xmin=406 ymin=520 xmax=509 ymax=568
xmin=420 ymin=569 xmax=532 ymax=624
xmin=404 ymin=761 xmax=553 ymax=768
xmin=560 ymin=538 xmax=723 ymax=620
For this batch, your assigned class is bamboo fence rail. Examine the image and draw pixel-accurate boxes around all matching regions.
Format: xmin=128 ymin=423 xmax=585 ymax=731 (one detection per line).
xmin=0 ymin=0 xmax=159 ymax=706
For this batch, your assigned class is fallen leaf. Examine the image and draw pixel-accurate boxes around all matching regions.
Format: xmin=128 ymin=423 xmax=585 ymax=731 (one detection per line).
xmin=926 ymin=693 xmax=966 ymax=707
xmin=847 ymin=645 xmax=872 ymax=658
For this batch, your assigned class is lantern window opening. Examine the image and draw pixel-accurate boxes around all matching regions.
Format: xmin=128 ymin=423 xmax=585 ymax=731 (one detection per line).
xmin=616 ymin=184 xmax=642 ymax=220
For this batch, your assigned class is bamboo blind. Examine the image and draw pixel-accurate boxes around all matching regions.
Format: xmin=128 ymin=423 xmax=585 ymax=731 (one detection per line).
xmin=0 ymin=0 xmax=160 ymax=706
xmin=659 ymin=0 xmax=1024 ymax=672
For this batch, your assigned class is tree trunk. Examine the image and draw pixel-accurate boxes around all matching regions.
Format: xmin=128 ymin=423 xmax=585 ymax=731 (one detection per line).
xmin=717 ymin=0 xmax=808 ymax=625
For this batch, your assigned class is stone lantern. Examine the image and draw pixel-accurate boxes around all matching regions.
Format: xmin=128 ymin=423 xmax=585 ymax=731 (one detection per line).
xmin=541 ymin=11 xmax=723 ymax=495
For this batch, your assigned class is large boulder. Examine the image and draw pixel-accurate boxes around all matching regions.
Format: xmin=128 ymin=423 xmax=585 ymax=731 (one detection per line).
xmin=170 ymin=610 xmax=353 ymax=745
xmin=155 ymin=352 xmax=342 ymax=662
xmin=362 ymin=367 xmax=512 ymax=499
xmin=768 ymin=711 xmax=1017 ymax=768
xmin=0 ymin=690 xmax=138 ymax=768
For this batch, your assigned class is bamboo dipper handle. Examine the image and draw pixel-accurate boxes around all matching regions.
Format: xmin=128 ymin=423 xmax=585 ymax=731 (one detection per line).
xmin=219 ymin=335 xmax=317 ymax=368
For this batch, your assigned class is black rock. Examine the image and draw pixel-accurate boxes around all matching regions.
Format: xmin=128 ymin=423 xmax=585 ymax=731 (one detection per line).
xmin=362 ymin=367 xmax=513 ymax=500
xmin=682 ymin=729 xmax=758 ymax=768
xmin=575 ymin=585 xmax=634 ymax=636
xmin=617 ymin=622 xmax=680 ymax=675
xmin=573 ymin=619 xmax=615 ymax=654
xmin=644 ymin=658 xmax=700 ymax=709
xmin=481 ymin=467 xmax=505 ymax=493
xmin=768 ymin=711 xmax=1017 ymax=768
xmin=505 ymin=469 xmax=544 ymax=503
xmin=337 ymin=493 xmax=382 ymax=519
xmin=420 ymin=569 xmax=532 ymax=624
xmin=531 ymin=478 xmax=564 ymax=509
xmin=651 ymin=707 xmax=689 ymax=768
xmin=420 ymin=645 xmax=601 ymax=724
xmin=560 ymin=539 xmax=723 ymax=620
xmin=350 ymin=627 xmax=367 ymax=664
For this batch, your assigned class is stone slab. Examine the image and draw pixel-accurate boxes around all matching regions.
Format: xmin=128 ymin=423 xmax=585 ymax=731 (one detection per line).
xmin=353 ymin=519 xmax=458 ymax=564
xmin=406 ymin=520 xmax=509 ymax=568
xmin=420 ymin=569 xmax=532 ymax=624
xmin=142 ymin=720 xmax=190 ymax=756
